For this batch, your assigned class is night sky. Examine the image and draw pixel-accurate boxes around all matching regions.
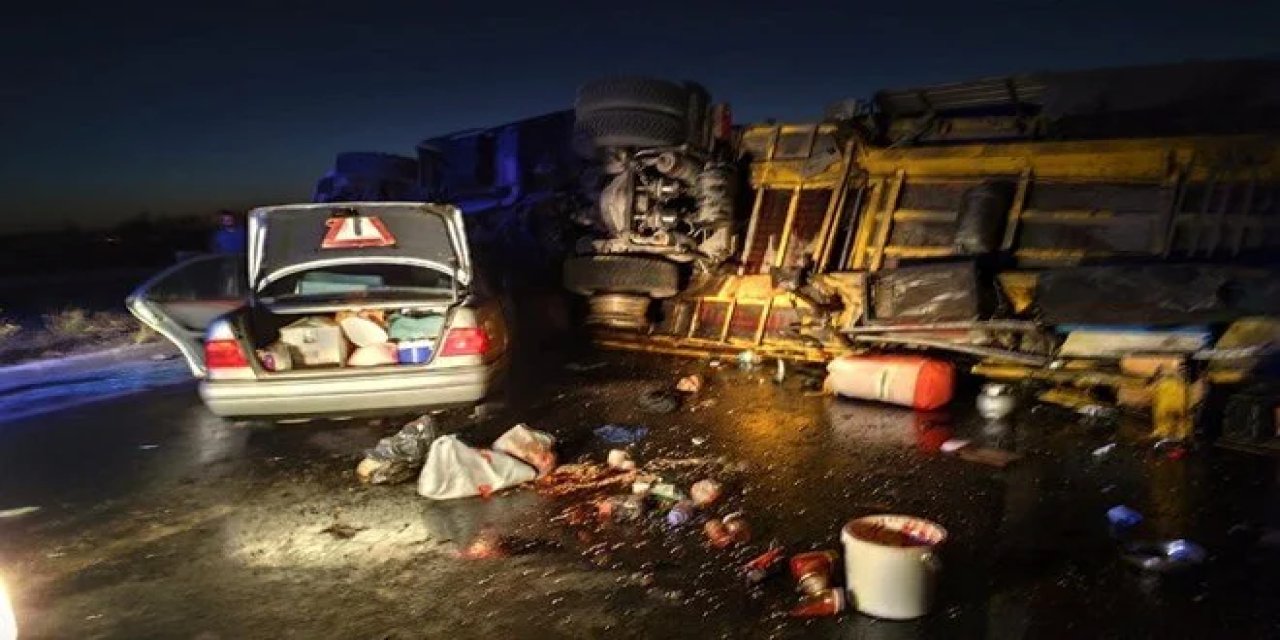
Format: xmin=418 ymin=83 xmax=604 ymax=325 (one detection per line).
xmin=2 ymin=1 xmax=1277 ymax=232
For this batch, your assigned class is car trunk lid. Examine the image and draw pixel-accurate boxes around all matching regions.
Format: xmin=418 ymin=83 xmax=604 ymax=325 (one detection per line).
xmin=248 ymin=202 xmax=471 ymax=296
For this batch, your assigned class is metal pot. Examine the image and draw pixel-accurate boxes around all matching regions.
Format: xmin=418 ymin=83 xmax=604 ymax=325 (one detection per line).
xmin=976 ymin=383 xmax=1017 ymax=421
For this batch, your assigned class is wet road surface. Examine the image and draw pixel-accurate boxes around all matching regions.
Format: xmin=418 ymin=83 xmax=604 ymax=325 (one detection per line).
xmin=2 ymin=351 xmax=1279 ymax=639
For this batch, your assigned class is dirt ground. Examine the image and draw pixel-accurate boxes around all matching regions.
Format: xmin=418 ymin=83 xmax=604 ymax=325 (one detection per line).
xmin=2 ymin=350 xmax=1279 ymax=639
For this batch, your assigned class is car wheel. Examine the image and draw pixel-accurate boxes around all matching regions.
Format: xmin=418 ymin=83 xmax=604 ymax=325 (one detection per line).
xmin=575 ymin=109 xmax=688 ymax=149
xmin=564 ymin=255 xmax=681 ymax=298
xmin=575 ymin=77 xmax=692 ymax=118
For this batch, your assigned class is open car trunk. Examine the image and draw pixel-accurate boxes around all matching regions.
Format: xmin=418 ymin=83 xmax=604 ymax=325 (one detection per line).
xmin=242 ymin=203 xmax=472 ymax=377
xmin=242 ymin=298 xmax=455 ymax=377
xmin=128 ymin=203 xmax=475 ymax=378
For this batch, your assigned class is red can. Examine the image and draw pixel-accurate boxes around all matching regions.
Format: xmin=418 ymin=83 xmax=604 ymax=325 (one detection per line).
xmin=790 ymin=550 xmax=839 ymax=596
xmin=788 ymin=588 xmax=846 ymax=618
xmin=704 ymin=519 xmax=733 ymax=548
xmin=742 ymin=547 xmax=786 ymax=584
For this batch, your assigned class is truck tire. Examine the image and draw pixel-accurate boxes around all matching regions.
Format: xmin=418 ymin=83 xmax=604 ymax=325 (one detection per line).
xmin=576 ymin=77 xmax=691 ymax=118
xmin=576 ymin=109 xmax=687 ymax=149
xmin=564 ymin=255 xmax=680 ymax=298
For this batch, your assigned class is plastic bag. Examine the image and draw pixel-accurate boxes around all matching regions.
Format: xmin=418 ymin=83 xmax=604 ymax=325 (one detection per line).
xmin=492 ymin=424 xmax=557 ymax=477
xmin=356 ymin=416 xmax=439 ymax=485
xmin=418 ymin=436 xmax=537 ymax=500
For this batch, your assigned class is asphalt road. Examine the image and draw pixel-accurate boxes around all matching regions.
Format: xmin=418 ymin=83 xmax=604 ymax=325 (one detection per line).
xmin=2 ymin=352 xmax=1279 ymax=639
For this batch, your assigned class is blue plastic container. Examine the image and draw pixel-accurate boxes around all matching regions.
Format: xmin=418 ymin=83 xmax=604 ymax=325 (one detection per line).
xmin=396 ymin=340 xmax=433 ymax=364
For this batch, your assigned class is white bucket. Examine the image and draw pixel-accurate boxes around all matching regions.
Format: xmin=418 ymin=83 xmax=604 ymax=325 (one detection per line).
xmin=840 ymin=514 xmax=946 ymax=620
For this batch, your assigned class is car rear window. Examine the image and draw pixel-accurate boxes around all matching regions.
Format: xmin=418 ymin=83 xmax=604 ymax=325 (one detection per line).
xmin=257 ymin=264 xmax=454 ymax=304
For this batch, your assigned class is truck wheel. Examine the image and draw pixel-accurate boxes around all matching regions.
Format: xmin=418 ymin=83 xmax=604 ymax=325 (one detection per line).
xmin=576 ymin=109 xmax=687 ymax=149
xmin=564 ymin=255 xmax=681 ymax=298
xmin=586 ymin=293 xmax=652 ymax=330
xmin=576 ymin=77 xmax=691 ymax=118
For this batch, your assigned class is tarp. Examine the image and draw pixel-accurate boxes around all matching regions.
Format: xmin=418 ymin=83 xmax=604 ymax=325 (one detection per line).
xmin=1038 ymin=265 xmax=1280 ymax=325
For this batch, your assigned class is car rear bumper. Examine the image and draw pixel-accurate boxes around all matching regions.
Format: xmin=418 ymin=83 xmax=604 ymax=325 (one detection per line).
xmin=198 ymin=360 xmax=506 ymax=418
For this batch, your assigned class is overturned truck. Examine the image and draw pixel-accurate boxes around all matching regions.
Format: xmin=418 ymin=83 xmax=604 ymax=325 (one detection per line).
xmin=565 ymin=62 xmax=1280 ymax=442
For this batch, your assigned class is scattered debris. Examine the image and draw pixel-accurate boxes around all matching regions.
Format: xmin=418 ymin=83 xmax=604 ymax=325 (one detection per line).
xmin=637 ymin=388 xmax=681 ymax=414
xmin=742 ymin=546 xmax=786 ymax=585
xmin=1154 ymin=438 xmax=1190 ymax=461
xmin=675 ymin=374 xmax=704 ymax=394
xmin=976 ymin=383 xmax=1017 ymax=421
xmin=722 ymin=512 xmax=751 ymax=544
xmin=320 ymin=522 xmax=365 ymax=539
xmin=737 ymin=350 xmax=762 ymax=368
xmin=704 ymin=518 xmax=732 ymax=547
xmin=841 ymin=515 xmax=947 ymax=619
xmin=956 ymin=447 xmax=1022 ymax=468
xmin=606 ymin=449 xmax=637 ymax=471
xmin=565 ymin=361 xmax=607 ymax=372
xmin=650 ymin=482 xmax=688 ymax=503
xmin=1107 ymin=505 xmax=1144 ymax=533
xmin=137 ymin=444 xmax=160 ymax=450
xmin=537 ymin=463 xmax=636 ymax=498
xmin=1123 ymin=539 xmax=1207 ymax=573
xmin=940 ymin=438 xmax=971 ymax=453
xmin=594 ymin=424 xmax=650 ymax=444
xmin=492 ymin=424 xmax=557 ymax=477
xmin=689 ymin=479 xmax=723 ymax=506
xmin=357 ymin=415 xmax=440 ymax=485
xmin=789 ymin=588 xmax=847 ymax=618
xmin=827 ymin=355 xmax=955 ymax=410
xmin=774 ymin=358 xmax=786 ymax=383
xmin=791 ymin=550 xmax=840 ymax=596
xmin=691 ymin=436 xmax=708 ymax=446
xmin=0 ymin=506 xmax=41 ymax=519
xmin=596 ymin=494 xmax=647 ymax=523
xmin=1092 ymin=443 xmax=1117 ymax=458
xmin=417 ymin=435 xmax=538 ymax=500
xmin=666 ymin=501 xmax=695 ymax=526
xmin=1078 ymin=404 xmax=1119 ymax=421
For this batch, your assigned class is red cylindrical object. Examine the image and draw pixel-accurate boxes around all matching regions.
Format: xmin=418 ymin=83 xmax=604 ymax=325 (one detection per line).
xmin=790 ymin=550 xmax=839 ymax=595
xmin=743 ymin=547 xmax=786 ymax=584
xmin=789 ymin=588 xmax=846 ymax=618
xmin=826 ymin=355 xmax=955 ymax=410
xmin=704 ymin=519 xmax=733 ymax=548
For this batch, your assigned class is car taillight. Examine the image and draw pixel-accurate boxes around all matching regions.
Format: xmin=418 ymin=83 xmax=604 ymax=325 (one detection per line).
xmin=205 ymin=339 xmax=249 ymax=369
xmin=440 ymin=327 xmax=490 ymax=357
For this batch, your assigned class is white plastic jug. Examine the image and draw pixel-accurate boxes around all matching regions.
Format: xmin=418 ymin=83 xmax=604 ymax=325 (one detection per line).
xmin=840 ymin=514 xmax=946 ymax=620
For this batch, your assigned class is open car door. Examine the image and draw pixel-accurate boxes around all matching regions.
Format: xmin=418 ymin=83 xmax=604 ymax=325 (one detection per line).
xmin=126 ymin=254 xmax=247 ymax=377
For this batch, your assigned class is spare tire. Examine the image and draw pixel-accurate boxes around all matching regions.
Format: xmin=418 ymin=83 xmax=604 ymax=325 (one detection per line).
xmin=564 ymin=255 xmax=681 ymax=298
xmin=576 ymin=77 xmax=691 ymax=118
xmin=577 ymin=109 xmax=687 ymax=149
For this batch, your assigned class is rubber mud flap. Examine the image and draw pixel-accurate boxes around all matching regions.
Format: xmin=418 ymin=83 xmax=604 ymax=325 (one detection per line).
xmin=563 ymin=255 xmax=680 ymax=298
xmin=576 ymin=109 xmax=687 ymax=149
xmin=576 ymin=77 xmax=691 ymax=118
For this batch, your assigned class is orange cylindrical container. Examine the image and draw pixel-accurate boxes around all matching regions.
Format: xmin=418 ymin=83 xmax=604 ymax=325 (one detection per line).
xmin=825 ymin=355 xmax=955 ymax=410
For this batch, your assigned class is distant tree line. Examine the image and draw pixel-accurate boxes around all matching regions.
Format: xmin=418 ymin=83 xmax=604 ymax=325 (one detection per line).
xmin=0 ymin=212 xmax=223 ymax=275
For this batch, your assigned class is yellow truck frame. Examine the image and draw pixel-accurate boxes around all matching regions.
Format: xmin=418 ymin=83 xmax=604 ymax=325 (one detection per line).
xmin=591 ymin=121 xmax=1280 ymax=437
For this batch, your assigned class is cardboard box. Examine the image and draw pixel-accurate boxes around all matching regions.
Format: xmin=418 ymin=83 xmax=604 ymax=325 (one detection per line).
xmin=279 ymin=316 xmax=350 ymax=367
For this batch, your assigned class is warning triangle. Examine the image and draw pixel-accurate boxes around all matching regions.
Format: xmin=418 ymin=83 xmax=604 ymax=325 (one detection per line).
xmin=321 ymin=215 xmax=397 ymax=249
